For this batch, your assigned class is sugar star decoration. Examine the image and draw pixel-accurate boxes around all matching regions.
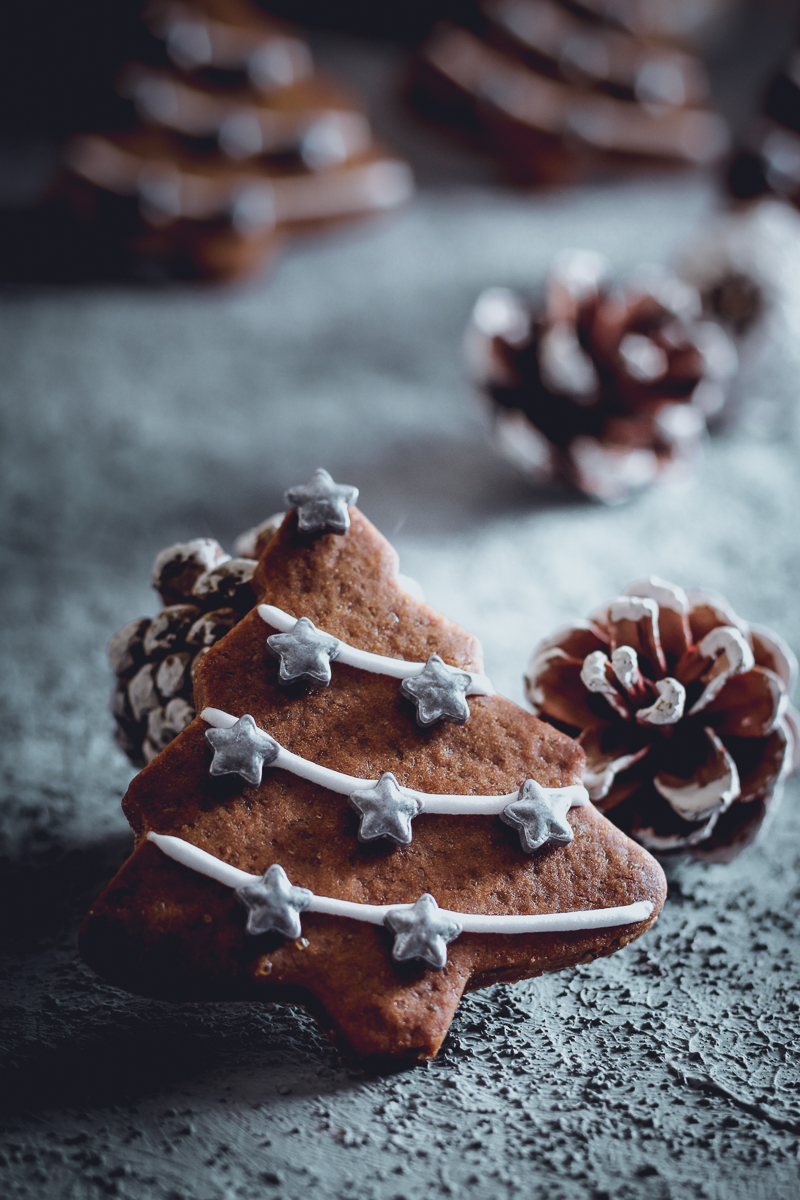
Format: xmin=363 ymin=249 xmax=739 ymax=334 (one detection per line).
xmin=235 ymin=864 xmax=312 ymax=938
xmin=348 ymin=772 xmax=423 ymax=846
xmin=384 ymin=893 xmax=464 ymax=970
xmin=284 ymin=468 xmax=359 ymax=535
xmin=500 ymin=779 xmax=575 ymax=854
xmin=400 ymin=654 xmax=473 ymax=727
xmin=267 ymin=616 xmax=341 ymax=686
xmin=205 ymin=714 xmax=280 ymax=786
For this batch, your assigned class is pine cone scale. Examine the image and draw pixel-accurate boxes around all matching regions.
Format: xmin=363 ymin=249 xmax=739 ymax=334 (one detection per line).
xmin=579 ymin=724 xmax=651 ymax=806
xmin=606 ymin=613 xmax=664 ymax=673
xmin=749 ymin=626 xmax=798 ymax=691
xmin=527 ymin=650 xmax=603 ymax=729
xmin=703 ymin=666 xmax=786 ymax=738
xmin=730 ymin=726 xmax=790 ymax=805
xmin=685 ymin=592 xmax=747 ymax=642
xmin=652 ymin=726 xmax=739 ymax=822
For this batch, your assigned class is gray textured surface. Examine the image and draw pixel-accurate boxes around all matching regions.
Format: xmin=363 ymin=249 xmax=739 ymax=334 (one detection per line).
xmin=4 ymin=50 xmax=800 ymax=1200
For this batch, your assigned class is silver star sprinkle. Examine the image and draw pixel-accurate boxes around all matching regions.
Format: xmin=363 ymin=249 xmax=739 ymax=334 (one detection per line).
xmin=400 ymin=654 xmax=473 ymax=727
xmin=348 ymin=772 xmax=423 ymax=846
xmin=384 ymin=893 xmax=463 ymax=970
xmin=500 ymin=779 xmax=575 ymax=854
xmin=205 ymin=714 xmax=280 ymax=786
xmin=267 ymin=616 xmax=341 ymax=686
xmin=284 ymin=468 xmax=359 ymax=535
xmin=235 ymin=864 xmax=312 ymax=938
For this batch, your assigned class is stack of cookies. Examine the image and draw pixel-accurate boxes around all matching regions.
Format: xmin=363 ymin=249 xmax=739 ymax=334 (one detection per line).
xmin=60 ymin=0 xmax=413 ymax=280
xmin=411 ymin=0 xmax=728 ymax=184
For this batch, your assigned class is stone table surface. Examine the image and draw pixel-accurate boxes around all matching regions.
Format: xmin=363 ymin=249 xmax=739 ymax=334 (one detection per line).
xmin=4 ymin=35 xmax=800 ymax=1200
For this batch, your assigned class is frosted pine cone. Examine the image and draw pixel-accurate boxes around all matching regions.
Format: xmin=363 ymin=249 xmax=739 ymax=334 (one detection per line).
xmin=107 ymin=523 xmax=283 ymax=767
xmin=727 ymin=40 xmax=800 ymax=215
xmin=526 ymin=578 xmax=799 ymax=861
xmin=678 ymin=199 xmax=800 ymax=343
xmin=466 ymin=250 xmax=737 ymax=502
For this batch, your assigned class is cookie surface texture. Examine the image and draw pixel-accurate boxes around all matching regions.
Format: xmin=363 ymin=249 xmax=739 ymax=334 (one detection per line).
xmin=81 ymin=506 xmax=666 ymax=1059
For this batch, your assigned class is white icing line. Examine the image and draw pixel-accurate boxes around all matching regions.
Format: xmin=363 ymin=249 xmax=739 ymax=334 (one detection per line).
xmin=200 ymin=707 xmax=590 ymax=814
xmin=147 ymin=832 xmax=653 ymax=932
xmin=257 ymin=603 xmax=495 ymax=696
xmin=418 ymin=785 xmax=588 ymax=815
xmin=202 ymin=707 xmax=240 ymax=729
xmin=149 ymin=831 xmax=254 ymax=889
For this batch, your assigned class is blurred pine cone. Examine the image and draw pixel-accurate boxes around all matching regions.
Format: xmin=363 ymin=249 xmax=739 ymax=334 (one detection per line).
xmin=525 ymin=577 xmax=799 ymax=861
xmin=676 ymin=198 xmax=800 ymax=349
xmin=728 ymin=38 xmax=800 ymax=212
xmin=466 ymin=250 xmax=737 ymax=502
xmin=107 ymin=514 xmax=284 ymax=766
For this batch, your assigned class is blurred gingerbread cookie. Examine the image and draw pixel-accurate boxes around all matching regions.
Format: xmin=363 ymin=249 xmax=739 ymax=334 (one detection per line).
xmin=116 ymin=63 xmax=373 ymax=170
xmin=142 ymin=0 xmax=315 ymax=88
xmin=63 ymin=129 xmax=412 ymax=281
xmin=411 ymin=0 xmax=728 ymax=184
xmin=56 ymin=0 xmax=412 ymax=281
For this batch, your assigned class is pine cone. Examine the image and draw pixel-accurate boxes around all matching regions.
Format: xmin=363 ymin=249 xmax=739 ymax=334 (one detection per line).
xmin=232 ymin=511 xmax=287 ymax=560
xmin=525 ymin=577 xmax=800 ymax=862
xmin=107 ymin=519 xmax=285 ymax=767
xmin=150 ymin=536 xmax=230 ymax=606
xmin=677 ymin=197 xmax=800 ymax=346
xmin=466 ymin=250 xmax=737 ymax=502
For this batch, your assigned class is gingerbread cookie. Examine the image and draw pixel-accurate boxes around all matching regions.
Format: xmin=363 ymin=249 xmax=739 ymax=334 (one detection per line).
xmin=411 ymin=2 xmax=728 ymax=185
xmin=63 ymin=129 xmax=413 ymax=281
xmin=52 ymin=0 xmax=413 ymax=282
xmin=117 ymin=64 xmax=372 ymax=170
xmin=142 ymin=0 xmax=315 ymax=90
xmin=82 ymin=469 xmax=666 ymax=1059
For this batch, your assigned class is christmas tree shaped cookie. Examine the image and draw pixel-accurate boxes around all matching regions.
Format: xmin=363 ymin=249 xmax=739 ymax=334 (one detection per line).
xmin=81 ymin=470 xmax=666 ymax=1058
